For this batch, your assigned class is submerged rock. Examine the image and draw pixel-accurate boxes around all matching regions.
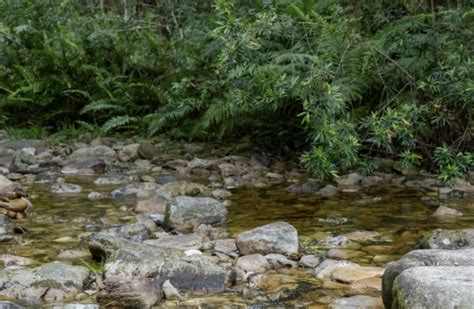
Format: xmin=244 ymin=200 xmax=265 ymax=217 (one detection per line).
xmin=432 ymin=205 xmax=463 ymax=217
xmin=164 ymin=196 xmax=227 ymax=232
xmin=111 ymin=182 xmax=159 ymax=199
xmin=51 ymin=183 xmax=82 ymax=194
xmin=0 ymin=262 xmax=91 ymax=302
xmin=155 ymin=181 xmax=211 ymax=199
xmin=314 ymin=259 xmax=358 ymax=280
xmin=392 ymin=266 xmax=474 ymax=308
xmin=329 ymin=295 xmax=384 ymax=309
xmin=236 ymin=222 xmax=298 ymax=256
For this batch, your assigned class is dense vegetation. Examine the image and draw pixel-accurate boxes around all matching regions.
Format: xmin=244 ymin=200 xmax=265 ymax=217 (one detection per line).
xmin=0 ymin=0 xmax=473 ymax=180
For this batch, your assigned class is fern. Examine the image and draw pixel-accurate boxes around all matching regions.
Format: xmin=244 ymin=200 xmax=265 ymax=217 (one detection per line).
xmin=101 ymin=115 xmax=137 ymax=133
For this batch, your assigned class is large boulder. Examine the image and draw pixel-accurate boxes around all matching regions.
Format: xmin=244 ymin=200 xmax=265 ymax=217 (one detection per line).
xmin=382 ymin=248 xmax=474 ymax=308
xmin=165 ymin=196 xmax=227 ymax=232
xmin=0 ymin=262 xmax=91 ymax=302
xmin=418 ymin=229 xmax=474 ymax=249
xmin=235 ymin=222 xmax=298 ymax=256
xmin=392 ymin=266 xmax=474 ymax=308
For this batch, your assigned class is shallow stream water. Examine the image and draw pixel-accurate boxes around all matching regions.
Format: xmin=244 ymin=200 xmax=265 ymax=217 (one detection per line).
xmin=2 ymin=178 xmax=473 ymax=307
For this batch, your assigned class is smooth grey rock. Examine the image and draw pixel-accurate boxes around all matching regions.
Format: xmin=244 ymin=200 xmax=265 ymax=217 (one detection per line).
xmin=88 ymin=191 xmax=102 ymax=200
xmin=264 ymin=254 xmax=298 ymax=268
xmin=299 ymin=255 xmax=322 ymax=268
xmin=0 ymin=254 xmax=33 ymax=266
xmin=94 ymin=175 xmax=128 ymax=185
xmin=51 ymin=183 xmax=82 ymax=194
xmin=214 ymin=239 xmax=238 ymax=257
xmin=0 ymin=175 xmax=13 ymax=191
xmin=98 ymin=276 xmax=161 ymax=307
xmin=382 ymin=248 xmax=474 ymax=308
xmin=418 ymin=229 xmax=474 ymax=249
xmin=0 ymin=302 xmax=24 ymax=309
xmin=211 ymin=188 xmax=232 ymax=200
xmin=329 ymin=295 xmax=384 ymax=309
xmin=432 ymin=206 xmax=463 ymax=217
xmin=0 ymin=262 xmax=90 ymax=302
xmin=155 ymin=175 xmax=177 ymax=185
xmin=285 ymin=181 xmax=319 ymax=194
xmin=118 ymin=144 xmax=139 ymax=162
xmin=33 ymin=172 xmax=60 ymax=183
xmin=392 ymin=266 xmax=474 ymax=309
xmin=135 ymin=195 xmax=168 ymax=214
xmin=236 ymin=222 xmax=298 ymax=256
xmin=318 ymin=184 xmax=338 ymax=197
xmin=235 ymin=254 xmax=271 ymax=274
xmin=165 ymin=196 xmax=227 ymax=232
xmin=162 ymin=279 xmax=182 ymax=300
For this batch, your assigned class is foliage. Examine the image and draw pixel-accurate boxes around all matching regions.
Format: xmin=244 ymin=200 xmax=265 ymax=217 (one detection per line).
xmin=0 ymin=0 xmax=472 ymax=180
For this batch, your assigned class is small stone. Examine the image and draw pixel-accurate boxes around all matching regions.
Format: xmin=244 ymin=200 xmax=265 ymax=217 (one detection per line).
xmin=318 ymin=184 xmax=338 ymax=197
xmin=162 ymin=279 xmax=182 ymax=300
xmin=88 ymin=191 xmax=102 ymax=200
xmin=0 ymin=254 xmax=33 ymax=266
xmin=299 ymin=255 xmax=322 ymax=268
xmin=235 ymin=254 xmax=271 ymax=274
xmin=329 ymin=295 xmax=384 ymax=309
xmin=51 ymin=183 xmax=82 ymax=194
xmin=432 ymin=205 xmax=463 ymax=217
xmin=331 ymin=265 xmax=384 ymax=283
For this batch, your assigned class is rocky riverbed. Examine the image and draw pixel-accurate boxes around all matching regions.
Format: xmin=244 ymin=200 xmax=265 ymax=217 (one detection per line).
xmin=0 ymin=136 xmax=473 ymax=308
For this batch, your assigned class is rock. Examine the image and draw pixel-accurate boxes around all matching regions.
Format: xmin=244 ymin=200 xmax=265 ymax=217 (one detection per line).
xmin=51 ymin=183 xmax=82 ymax=194
xmin=214 ymin=239 xmax=238 ymax=257
xmin=185 ymin=249 xmax=203 ymax=256
xmin=392 ymin=266 xmax=474 ymax=308
xmin=98 ymin=276 xmax=161 ymax=307
xmin=265 ymin=172 xmax=284 ymax=184
xmin=188 ymin=158 xmax=217 ymax=170
xmin=211 ymin=188 xmax=232 ymax=200
xmin=219 ymin=163 xmax=246 ymax=178
xmin=159 ymin=255 xmax=228 ymax=292
xmin=135 ymin=159 xmax=152 ymax=172
xmin=162 ymin=279 xmax=182 ymax=300
xmin=236 ymin=222 xmax=298 ymax=256
xmin=314 ymin=259 xmax=358 ymax=280
xmin=155 ymin=175 xmax=177 ymax=185
xmin=165 ymin=196 xmax=227 ymax=232
xmin=264 ymin=254 xmax=298 ymax=268
xmin=382 ymin=248 xmax=474 ymax=308
xmin=144 ymin=232 xmax=205 ymax=251
xmin=299 ymin=255 xmax=322 ymax=268
xmin=285 ymin=181 xmax=319 ymax=194
xmin=326 ymin=249 xmax=365 ymax=260
xmin=350 ymin=277 xmax=382 ymax=293
xmin=0 ymin=301 xmax=24 ymax=309
xmin=111 ymin=182 xmax=159 ymax=199
xmin=57 ymin=249 xmax=91 ymax=260
xmin=418 ymin=229 xmax=474 ymax=249
xmin=318 ymin=217 xmax=349 ymax=225
xmin=336 ymin=172 xmax=362 ymax=188
xmin=91 ymin=223 xmax=152 ymax=243
xmin=0 ymin=235 xmax=22 ymax=245
xmin=155 ymin=181 xmax=211 ymax=199
xmin=318 ymin=184 xmax=338 ymax=197
xmin=235 ymin=254 xmax=271 ymax=278
xmin=0 ymin=262 xmax=90 ymax=302
xmin=0 ymin=254 xmax=33 ymax=266
xmin=33 ymin=172 xmax=60 ymax=183
xmin=94 ymin=175 xmax=129 ymax=185
xmin=70 ymin=145 xmax=117 ymax=163
xmin=118 ymin=144 xmax=140 ymax=162
xmin=88 ymin=191 xmax=102 ymax=200
xmin=61 ymin=159 xmax=106 ymax=175
xmin=319 ymin=235 xmax=350 ymax=248
xmin=135 ymin=195 xmax=168 ymax=214
xmin=137 ymin=143 xmax=159 ymax=160
xmin=344 ymin=230 xmax=381 ymax=243
xmin=432 ymin=205 xmax=463 ymax=217
xmin=329 ymin=295 xmax=384 ymax=309
xmin=331 ymin=265 xmax=384 ymax=283
xmin=0 ymin=175 xmax=13 ymax=191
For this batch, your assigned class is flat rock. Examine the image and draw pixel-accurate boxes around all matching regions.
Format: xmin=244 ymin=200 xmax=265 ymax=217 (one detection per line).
xmin=70 ymin=145 xmax=117 ymax=163
xmin=331 ymin=265 xmax=384 ymax=283
xmin=144 ymin=232 xmax=205 ymax=251
xmin=61 ymin=159 xmax=106 ymax=175
xmin=314 ymin=259 xmax=358 ymax=280
xmin=350 ymin=276 xmax=382 ymax=292
xmin=0 ymin=254 xmax=33 ymax=266
xmin=0 ymin=262 xmax=90 ymax=302
xmin=236 ymin=222 xmax=298 ymax=256
xmin=392 ymin=266 xmax=474 ymax=308
xmin=111 ymin=182 xmax=159 ymax=199
xmin=155 ymin=181 xmax=211 ymax=200
xmin=165 ymin=196 xmax=227 ymax=232
xmin=299 ymin=255 xmax=322 ymax=268
xmin=235 ymin=254 xmax=271 ymax=274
